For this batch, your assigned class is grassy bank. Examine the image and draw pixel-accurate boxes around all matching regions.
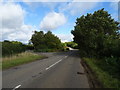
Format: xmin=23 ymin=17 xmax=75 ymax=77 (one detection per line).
xmin=83 ymin=57 xmax=120 ymax=88
xmin=2 ymin=52 xmax=46 ymax=69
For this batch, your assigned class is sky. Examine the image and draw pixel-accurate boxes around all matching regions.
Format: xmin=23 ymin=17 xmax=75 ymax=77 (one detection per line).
xmin=0 ymin=0 xmax=119 ymax=43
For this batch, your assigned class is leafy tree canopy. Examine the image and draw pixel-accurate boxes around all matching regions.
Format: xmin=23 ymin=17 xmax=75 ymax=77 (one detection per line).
xmin=71 ymin=8 xmax=120 ymax=57
xmin=31 ymin=31 xmax=62 ymax=51
xmin=64 ymin=41 xmax=78 ymax=49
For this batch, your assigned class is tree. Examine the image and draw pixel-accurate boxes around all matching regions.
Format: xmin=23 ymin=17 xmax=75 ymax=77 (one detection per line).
xmin=31 ymin=31 xmax=62 ymax=51
xmin=31 ymin=31 xmax=45 ymax=50
xmin=71 ymin=8 xmax=119 ymax=57
xmin=44 ymin=31 xmax=62 ymax=49
xmin=65 ymin=41 xmax=78 ymax=49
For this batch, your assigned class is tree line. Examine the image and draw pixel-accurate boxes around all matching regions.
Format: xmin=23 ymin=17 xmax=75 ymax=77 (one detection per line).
xmin=2 ymin=30 xmax=73 ymax=56
xmin=1 ymin=40 xmax=26 ymax=56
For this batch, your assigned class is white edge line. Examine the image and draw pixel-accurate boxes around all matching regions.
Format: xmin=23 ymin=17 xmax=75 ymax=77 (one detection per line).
xmin=45 ymin=59 xmax=62 ymax=70
xmin=13 ymin=85 xmax=21 ymax=90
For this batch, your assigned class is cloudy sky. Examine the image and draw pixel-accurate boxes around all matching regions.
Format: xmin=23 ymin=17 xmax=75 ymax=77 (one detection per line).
xmin=0 ymin=0 xmax=119 ymax=43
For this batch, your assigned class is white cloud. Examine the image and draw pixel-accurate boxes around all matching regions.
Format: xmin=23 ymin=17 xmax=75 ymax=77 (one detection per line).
xmin=110 ymin=2 xmax=118 ymax=11
xmin=110 ymin=2 xmax=118 ymax=21
xmin=59 ymin=2 xmax=99 ymax=15
xmin=0 ymin=3 xmax=25 ymax=29
xmin=70 ymin=0 xmax=118 ymax=2
xmin=2 ymin=0 xmax=119 ymax=3
xmin=40 ymin=12 xmax=67 ymax=31
xmin=23 ymin=2 xmax=59 ymax=11
xmin=55 ymin=34 xmax=73 ymax=42
xmin=8 ymin=0 xmax=120 ymax=2
xmin=0 ymin=2 xmax=34 ymax=43
xmin=0 ymin=0 xmax=3 ymax=2
xmin=22 ymin=0 xmax=71 ymax=2
xmin=59 ymin=0 xmax=120 ymax=16
xmin=6 ymin=25 xmax=34 ymax=43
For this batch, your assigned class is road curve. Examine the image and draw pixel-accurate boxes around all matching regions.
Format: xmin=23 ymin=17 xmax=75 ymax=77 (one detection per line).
xmin=2 ymin=50 xmax=89 ymax=88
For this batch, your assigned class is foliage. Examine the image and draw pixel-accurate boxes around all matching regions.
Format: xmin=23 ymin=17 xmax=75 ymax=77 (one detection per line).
xmin=60 ymin=43 xmax=68 ymax=51
xmin=31 ymin=31 xmax=63 ymax=52
xmin=2 ymin=40 xmax=26 ymax=56
xmin=26 ymin=44 xmax=34 ymax=50
xmin=71 ymin=8 xmax=120 ymax=58
xmin=71 ymin=8 xmax=120 ymax=88
xmin=83 ymin=58 xmax=120 ymax=88
xmin=64 ymin=41 xmax=78 ymax=49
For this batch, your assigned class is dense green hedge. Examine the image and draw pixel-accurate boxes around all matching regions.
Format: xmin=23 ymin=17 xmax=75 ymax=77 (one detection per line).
xmin=2 ymin=40 xmax=26 ymax=56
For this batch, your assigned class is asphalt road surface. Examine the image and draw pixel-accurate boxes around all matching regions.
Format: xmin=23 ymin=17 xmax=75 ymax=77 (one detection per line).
xmin=2 ymin=50 xmax=90 ymax=89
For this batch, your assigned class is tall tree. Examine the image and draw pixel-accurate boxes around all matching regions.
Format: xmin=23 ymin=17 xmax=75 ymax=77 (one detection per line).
xmin=31 ymin=31 xmax=46 ymax=50
xmin=71 ymin=8 xmax=119 ymax=57
xmin=31 ymin=31 xmax=62 ymax=51
xmin=44 ymin=31 xmax=62 ymax=49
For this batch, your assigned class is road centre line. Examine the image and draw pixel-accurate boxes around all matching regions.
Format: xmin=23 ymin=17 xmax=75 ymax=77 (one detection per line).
xmin=45 ymin=59 xmax=62 ymax=70
xmin=13 ymin=85 xmax=21 ymax=90
xmin=12 ymin=56 xmax=69 ymax=89
xmin=65 ymin=56 xmax=68 ymax=58
xmin=45 ymin=55 xmax=69 ymax=70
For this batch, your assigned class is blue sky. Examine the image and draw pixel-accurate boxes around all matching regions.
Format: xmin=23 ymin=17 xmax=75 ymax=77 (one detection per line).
xmin=0 ymin=0 xmax=118 ymax=43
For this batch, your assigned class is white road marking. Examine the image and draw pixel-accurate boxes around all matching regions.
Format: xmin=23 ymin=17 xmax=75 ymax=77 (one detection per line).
xmin=46 ymin=59 xmax=62 ymax=70
xmin=45 ymin=55 xmax=69 ymax=70
xmin=13 ymin=85 xmax=21 ymax=90
xmin=65 ymin=56 xmax=68 ymax=58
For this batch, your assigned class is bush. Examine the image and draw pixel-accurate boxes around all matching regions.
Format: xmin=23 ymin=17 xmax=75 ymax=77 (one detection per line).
xmin=26 ymin=44 xmax=34 ymax=50
xmin=34 ymin=49 xmax=58 ymax=52
xmin=2 ymin=40 xmax=26 ymax=56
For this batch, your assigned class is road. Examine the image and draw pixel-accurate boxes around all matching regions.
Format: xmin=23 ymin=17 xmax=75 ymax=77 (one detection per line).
xmin=2 ymin=50 xmax=89 ymax=89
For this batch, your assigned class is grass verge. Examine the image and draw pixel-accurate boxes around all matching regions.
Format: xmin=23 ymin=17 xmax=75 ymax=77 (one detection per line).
xmin=1 ymin=52 xmax=47 ymax=70
xmin=83 ymin=57 xmax=120 ymax=88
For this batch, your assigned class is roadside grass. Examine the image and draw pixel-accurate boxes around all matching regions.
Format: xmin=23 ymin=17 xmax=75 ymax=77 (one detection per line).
xmin=83 ymin=57 xmax=120 ymax=88
xmin=1 ymin=52 xmax=47 ymax=69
